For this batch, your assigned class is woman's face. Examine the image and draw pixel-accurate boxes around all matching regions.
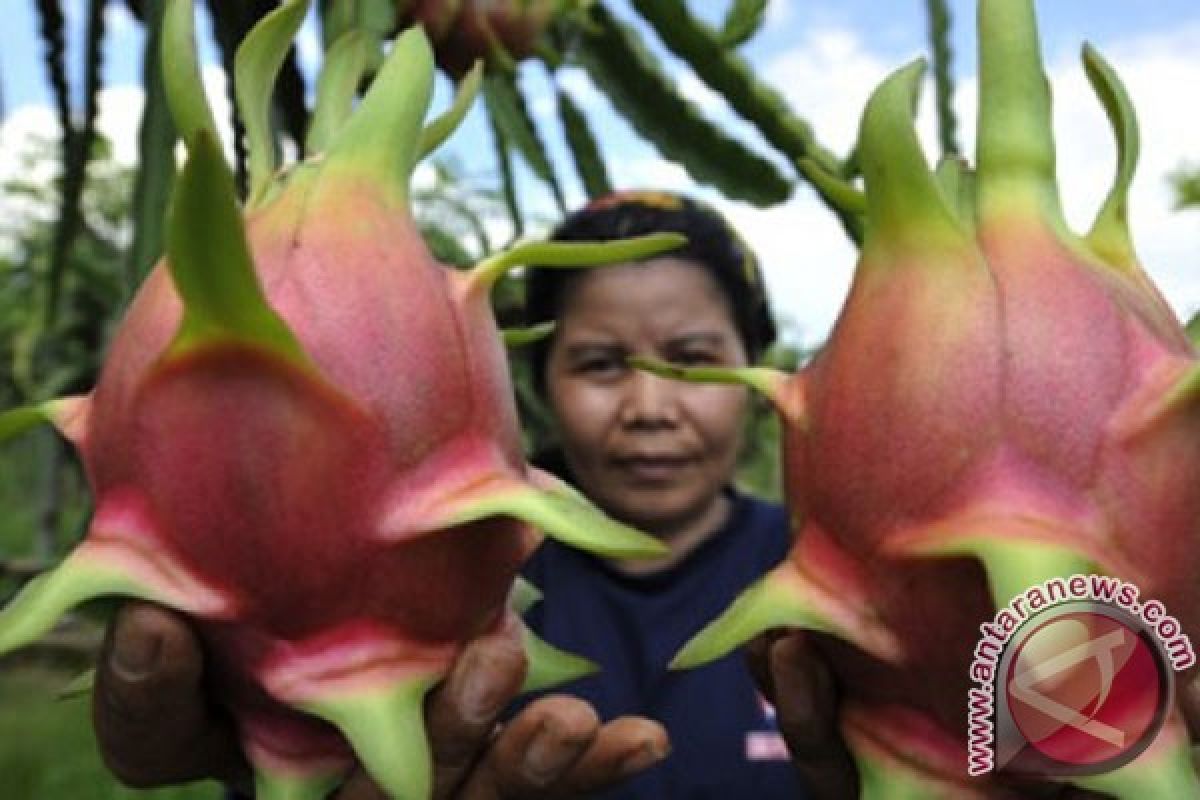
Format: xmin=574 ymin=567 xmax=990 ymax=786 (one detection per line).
xmin=544 ymin=257 xmax=751 ymax=536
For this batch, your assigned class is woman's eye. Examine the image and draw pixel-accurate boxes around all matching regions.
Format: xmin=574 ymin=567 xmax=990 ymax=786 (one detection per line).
xmin=671 ymin=350 xmax=718 ymax=366
xmin=574 ymin=356 xmax=622 ymax=375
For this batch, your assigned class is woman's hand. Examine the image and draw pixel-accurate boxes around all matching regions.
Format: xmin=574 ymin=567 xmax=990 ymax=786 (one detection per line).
xmin=93 ymin=602 xmax=668 ymax=799
xmin=745 ymin=630 xmax=859 ymax=800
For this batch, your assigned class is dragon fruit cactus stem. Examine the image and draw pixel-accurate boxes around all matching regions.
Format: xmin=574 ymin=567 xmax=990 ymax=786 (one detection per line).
xmin=637 ymin=0 xmax=1200 ymax=797
xmin=0 ymin=2 xmax=683 ymax=799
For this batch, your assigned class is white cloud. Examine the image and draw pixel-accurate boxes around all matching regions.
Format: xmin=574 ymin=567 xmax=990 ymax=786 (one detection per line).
xmin=766 ymin=0 xmax=794 ymax=29
xmin=103 ymin=3 xmax=139 ymax=38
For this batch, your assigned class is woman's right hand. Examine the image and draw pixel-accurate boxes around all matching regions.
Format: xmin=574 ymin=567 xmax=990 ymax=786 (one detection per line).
xmin=745 ymin=630 xmax=860 ymax=800
xmin=93 ymin=602 xmax=668 ymax=799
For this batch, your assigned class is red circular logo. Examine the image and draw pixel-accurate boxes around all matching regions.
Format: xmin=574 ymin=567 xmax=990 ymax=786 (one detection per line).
xmin=1004 ymin=608 xmax=1167 ymax=771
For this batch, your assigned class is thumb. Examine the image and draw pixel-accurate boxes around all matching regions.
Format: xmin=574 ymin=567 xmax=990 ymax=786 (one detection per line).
xmin=93 ymin=601 xmax=248 ymax=788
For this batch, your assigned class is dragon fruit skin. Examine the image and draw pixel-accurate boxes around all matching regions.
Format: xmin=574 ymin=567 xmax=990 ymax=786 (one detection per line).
xmin=663 ymin=1 xmax=1200 ymax=797
xmin=0 ymin=2 xmax=678 ymax=799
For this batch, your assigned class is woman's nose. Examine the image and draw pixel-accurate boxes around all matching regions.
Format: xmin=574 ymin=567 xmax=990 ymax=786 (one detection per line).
xmin=619 ymin=368 xmax=680 ymax=429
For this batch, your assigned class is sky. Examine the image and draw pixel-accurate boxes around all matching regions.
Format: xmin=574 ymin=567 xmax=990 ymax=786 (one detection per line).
xmin=1 ymin=0 xmax=1198 ymax=347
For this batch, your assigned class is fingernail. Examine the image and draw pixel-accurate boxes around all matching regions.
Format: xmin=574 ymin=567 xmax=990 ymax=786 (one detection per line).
xmin=523 ymin=722 xmax=574 ymax=785
xmin=617 ymin=741 xmax=669 ymax=778
xmin=112 ymin=626 xmax=161 ymax=682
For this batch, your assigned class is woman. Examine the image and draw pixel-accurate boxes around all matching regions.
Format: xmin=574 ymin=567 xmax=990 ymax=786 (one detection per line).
xmin=91 ymin=192 xmax=852 ymax=798
xmin=513 ymin=190 xmax=802 ymax=799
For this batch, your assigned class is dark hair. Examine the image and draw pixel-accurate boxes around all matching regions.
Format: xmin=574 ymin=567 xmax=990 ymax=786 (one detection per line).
xmin=524 ymin=190 xmax=777 ymax=392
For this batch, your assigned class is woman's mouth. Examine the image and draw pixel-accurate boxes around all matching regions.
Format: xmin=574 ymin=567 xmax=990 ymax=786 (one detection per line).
xmin=612 ymin=454 xmax=696 ymax=483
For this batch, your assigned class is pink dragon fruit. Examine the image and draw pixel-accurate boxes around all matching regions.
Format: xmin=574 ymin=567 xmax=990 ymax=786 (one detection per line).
xmin=649 ymin=1 xmax=1200 ymax=796
xmin=0 ymin=1 xmax=679 ymax=798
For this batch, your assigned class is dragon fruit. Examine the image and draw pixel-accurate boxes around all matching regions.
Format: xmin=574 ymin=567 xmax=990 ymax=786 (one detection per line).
xmin=398 ymin=0 xmax=559 ymax=77
xmin=648 ymin=1 xmax=1200 ymax=796
xmin=0 ymin=2 xmax=679 ymax=798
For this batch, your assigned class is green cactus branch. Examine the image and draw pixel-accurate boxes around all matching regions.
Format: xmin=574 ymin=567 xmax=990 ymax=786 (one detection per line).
xmin=572 ymin=4 xmax=791 ymax=208
xmin=553 ymin=82 xmax=612 ymax=199
xmin=34 ymin=0 xmax=108 ymax=330
xmin=126 ymin=0 xmax=177 ymax=285
xmin=484 ymin=81 xmax=525 ymax=240
xmin=34 ymin=0 xmax=69 ymax=148
xmin=924 ymin=0 xmax=961 ymax=158
xmin=482 ymin=71 xmax=567 ymax=214
xmin=718 ymin=0 xmax=769 ymax=50
xmin=627 ymin=0 xmax=858 ymax=239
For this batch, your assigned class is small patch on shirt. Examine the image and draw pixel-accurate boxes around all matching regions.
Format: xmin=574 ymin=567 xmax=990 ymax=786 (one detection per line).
xmin=745 ymin=731 xmax=791 ymax=761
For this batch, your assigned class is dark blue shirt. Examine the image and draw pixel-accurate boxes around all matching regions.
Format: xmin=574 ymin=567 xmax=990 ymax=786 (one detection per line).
xmin=516 ymin=490 xmax=806 ymax=799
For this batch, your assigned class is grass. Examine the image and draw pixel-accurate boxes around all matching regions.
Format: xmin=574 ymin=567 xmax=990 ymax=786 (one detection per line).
xmin=0 ymin=661 xmax=225 ymax=799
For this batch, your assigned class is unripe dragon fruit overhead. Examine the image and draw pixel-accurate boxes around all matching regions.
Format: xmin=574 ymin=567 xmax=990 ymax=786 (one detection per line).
xmin=397 ymin=0 xmax=562 ymax=77
xmin=645 ymin=0 xmax=1200 ymax=797
xmin=0 ymin=1 xmax=679 ymax=799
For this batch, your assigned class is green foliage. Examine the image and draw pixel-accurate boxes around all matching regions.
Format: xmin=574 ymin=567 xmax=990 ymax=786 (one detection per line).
xmin=0 ymin=664 xmax=223 ymax=799
xmin=571 ymin=4 xmax=793 ymax=208
xmin=1171 ymin=163 xmax=1200 ymax=209
xmin=0 ymin=132 xmax=130 ymax=565
xmin=0 ymin=133 xmax=132 ymax=404
xmin=719 ymin=0 xmax=769 ymax=49
xmin=925 ymin=0 xmax=961 ymax=158
xmin=483 ymin=70 xmax=567 ymax=213
xmin=554 ymin=86 xmax=611 ymax=200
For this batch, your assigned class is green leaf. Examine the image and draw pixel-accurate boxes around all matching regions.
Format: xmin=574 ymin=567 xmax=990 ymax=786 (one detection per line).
xmin=482 ymin=71 xmax=566 ymax=213
xmin=486 ymin=87 xmax=524 ymax=239
xmin=126 ymin=0 xmax=177 ymax=284
xmin=235 ymin=0 xmax=312 ymax=207
xmin=554 ymin=86 xmax=611 ymax=199
xmin=574 ymin=4 xmax=791 ymax=208
xmin=0 ymin=405 xmax=54 ymax=443
xmin=165 ymin=132 xmax=308 ymax=365
xmin=719 ymin=0 xmax=768 ymax=49
xmin=306 ymin=30 xmax=372 ymax=154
